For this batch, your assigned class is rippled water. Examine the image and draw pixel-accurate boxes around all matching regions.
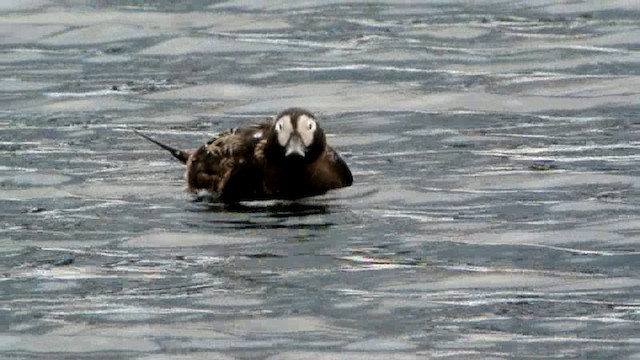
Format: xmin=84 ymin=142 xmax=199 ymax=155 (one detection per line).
xmin=1 ymin=1 xmax=639 ymax=359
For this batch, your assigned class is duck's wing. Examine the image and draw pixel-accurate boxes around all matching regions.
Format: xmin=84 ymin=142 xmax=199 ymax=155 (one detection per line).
xmin=308 ymin=146 xmax=353 ymax=191
xmin=185 ymin=120 xmax=273 ymax=198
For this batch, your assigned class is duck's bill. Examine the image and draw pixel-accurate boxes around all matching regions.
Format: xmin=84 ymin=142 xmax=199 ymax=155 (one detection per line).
xmin=285 ymin=138 xmax=306 ymax=157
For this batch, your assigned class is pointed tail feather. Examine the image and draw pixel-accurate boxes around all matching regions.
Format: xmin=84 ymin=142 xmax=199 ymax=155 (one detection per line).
xmin=133 ymin=129 xmax=191 ymax=164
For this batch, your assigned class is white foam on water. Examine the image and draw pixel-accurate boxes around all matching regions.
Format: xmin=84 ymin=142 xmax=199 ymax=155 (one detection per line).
xmin=475 ymin=142 xmax=640 ymax=154
xmin=40 ymin=247 xmax=140 ymax=258
xmin=45 ymin=89 xmax=130 ymax=98
xmin=475 ymin=151 xmax=640 ymax=162
xmin=500 ymin=73 xmax=622 ymax=85
xmin=437 ymin=264 xmax=607 ymax=278
xmin=283 ymin=63 xmax=489 ymax=76
xmin=458 ymin=332 xmax=640 ymax=345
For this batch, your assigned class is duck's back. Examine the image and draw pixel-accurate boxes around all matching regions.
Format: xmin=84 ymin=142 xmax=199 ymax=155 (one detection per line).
xmin=185 ymin=120 xmax=272 ymax=200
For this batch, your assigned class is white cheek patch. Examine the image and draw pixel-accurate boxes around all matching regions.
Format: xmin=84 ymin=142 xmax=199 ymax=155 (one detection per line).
xmin=276 ymin=115 xmax=293 ymax=146
xmin=253 ymin=131 xmax=263 ymax=139
xmin=298 ymin=114 xmax=316 ymax=147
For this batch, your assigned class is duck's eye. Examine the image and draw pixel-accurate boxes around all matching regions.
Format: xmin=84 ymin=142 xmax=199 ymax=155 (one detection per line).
xmin=275 ymin=121 xmax=283 ymax=131
xmin=307 ymin=120 xmax=316 ymax=131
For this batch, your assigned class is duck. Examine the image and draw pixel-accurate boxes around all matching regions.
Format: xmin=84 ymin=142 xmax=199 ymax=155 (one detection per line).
xmin=135 ymin=108 xmax=353 ymax=203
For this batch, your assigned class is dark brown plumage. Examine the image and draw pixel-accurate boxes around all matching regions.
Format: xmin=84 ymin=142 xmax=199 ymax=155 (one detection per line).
xmin=135 ymin=108 xmax=353 ymax=203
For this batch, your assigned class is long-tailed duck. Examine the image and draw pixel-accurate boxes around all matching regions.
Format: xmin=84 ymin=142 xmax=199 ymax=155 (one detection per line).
xmin=135 ymin=108 xmax=353 ymax=203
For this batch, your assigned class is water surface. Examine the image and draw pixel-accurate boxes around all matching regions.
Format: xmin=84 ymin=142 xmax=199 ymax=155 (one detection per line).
xmin=1 ymin=1 xmax=639 ymax=359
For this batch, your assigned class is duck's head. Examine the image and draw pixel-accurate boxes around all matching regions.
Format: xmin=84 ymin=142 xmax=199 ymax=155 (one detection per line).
xmin=267 ymin=108 xmax=326 ymax=163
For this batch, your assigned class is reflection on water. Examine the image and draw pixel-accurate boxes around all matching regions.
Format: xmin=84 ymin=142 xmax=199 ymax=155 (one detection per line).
xmin=187 ymin=199 xmax=339 ymax=230
xmin=199 ymin=200 xmax=332 ymax=216
xmin=207 ymin=204 xmax=336 ymax=231
xmin=1 ymin=0 xmax=640 ymax=359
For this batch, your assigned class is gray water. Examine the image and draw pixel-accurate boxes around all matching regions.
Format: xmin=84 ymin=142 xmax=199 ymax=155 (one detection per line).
xmin=1 ymin=1 xmax=639 ymax=359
